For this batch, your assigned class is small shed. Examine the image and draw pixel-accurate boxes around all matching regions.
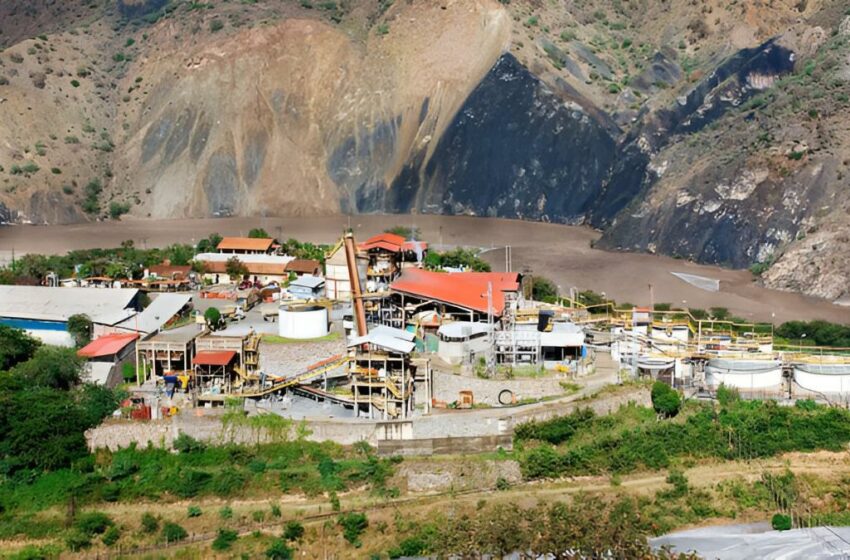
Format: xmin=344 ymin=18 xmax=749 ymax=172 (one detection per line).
xmin=288 ymin=275 xmax=325 ymax=299
xmin=77 ymin=332 xmax=139 ymax=387
xmin=193 ymin=350 xmax=238 ymax=397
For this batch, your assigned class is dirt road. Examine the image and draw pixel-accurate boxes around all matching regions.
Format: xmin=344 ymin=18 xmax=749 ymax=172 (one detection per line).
xmin=1 ymin=214 xmax=848 ymax=324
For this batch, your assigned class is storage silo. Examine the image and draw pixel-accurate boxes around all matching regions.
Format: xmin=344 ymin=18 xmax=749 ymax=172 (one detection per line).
xmin=279 ymin=304 xmax=329 ymax=339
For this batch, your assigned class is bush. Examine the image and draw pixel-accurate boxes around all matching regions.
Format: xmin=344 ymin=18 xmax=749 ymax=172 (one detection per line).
xmin=266 ymin=539 xmax=294 ymax=560
xmin=66 ymin=313 xmax=92 ymax=347
xmin=338 ymin=512 xmax=368 ymax=546
xmin=173 ymin=432 xmax=206 ymax=453
xmin=651 ymin=382 xmax=681 ymax=417
xmin=141 ymin=512 xmax=159 ymax=533
xmin=65 ymin=530 xmax=91 ymax=551
xmin=283 ymin=520 xmax=304 ymax=541
xmin=270 ymin=504 xmax=282 ymax=518
xmin=212 ymin=528 xmax=238 ymax=551
xmin=204 ymin=307 xmax=222 ymax=330
xmin=101 ymin=525 xmax=120 ymax=546
xmin=219 ymin=506 xmax=233 ymax=520
xmin=161 ymin=522 xmax=188 ymax=543
xmin=210 ymin=19 xmax=224 ymax=32
xmin=75 ymin=512 xmax=113 ymax=536
xmin=187 ymin=505 xmax=202 ymax=518
xmin=109 ymin=201 xmax=131 ymax=220
xmin=771 ymin=513 xmax=792 ymax=531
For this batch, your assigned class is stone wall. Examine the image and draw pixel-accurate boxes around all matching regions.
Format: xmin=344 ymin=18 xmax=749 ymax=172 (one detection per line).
xmin=86 ymin=411 xmax=378 ymax=452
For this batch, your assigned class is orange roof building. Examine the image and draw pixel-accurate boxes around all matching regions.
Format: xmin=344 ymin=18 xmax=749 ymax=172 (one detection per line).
xmin=193 ymin=350 xmax=237 ymax=367
xmin=217 ymin=237 xmax=274 ymax=254
xmin=390 ymin=269 xmax=520 ymax=316
xmin=285 ymin=259 xmax=322 ymax=276
xmin=77 ymin=333 xmax=139 ymax=358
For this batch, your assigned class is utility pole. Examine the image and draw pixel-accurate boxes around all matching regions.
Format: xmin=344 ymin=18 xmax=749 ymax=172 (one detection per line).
xmin=486 ymin=281 xmax=495 ymax=376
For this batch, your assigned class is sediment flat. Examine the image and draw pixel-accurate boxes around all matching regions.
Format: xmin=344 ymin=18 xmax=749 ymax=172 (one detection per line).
xmin=1 ymin=214 xmax=847 ymax=324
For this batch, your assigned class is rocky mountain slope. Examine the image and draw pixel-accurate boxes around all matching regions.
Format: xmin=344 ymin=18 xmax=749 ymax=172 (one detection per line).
xmin=0 ymin=0 xmax=849 ymax=301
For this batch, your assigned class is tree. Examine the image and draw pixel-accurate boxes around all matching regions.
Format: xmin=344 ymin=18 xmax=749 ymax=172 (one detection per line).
xmin=225 ymin=256 xmax=248 ymax=281
xmin=651 ymin=381 xmax=681 ymax=418
xmin=0 ymin=387 xmax=90 ymax=472
xmin=11 ymin=346 xmax=83 ymax=390
xmin=266 ymin=539 xmax=293 ymax=560
xmin=196 ymin=233 xmax=223 ymax=253
xmin=248 ymin=228 xmax=270 ymax=239
xmin=531 ymin=276 xmax=558 ymax=303
xmin=0 ymin=325 xmax=40 ymax=370
xmin=338 ymin=512 xmax=368 ymax=546
xmin=771 ymin=513 xmax=792 ymax=531
xmin=67 ymin=314 xmax=92 ymax=347
xmin=204 ymin=307 xmax=222 ymax=330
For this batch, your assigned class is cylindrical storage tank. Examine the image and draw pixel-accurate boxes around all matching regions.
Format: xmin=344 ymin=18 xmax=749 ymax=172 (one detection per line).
xmin=705 ymin=358 xmax=783 ymax=390
xmin=793 ymin=362 xmax=850 ymax=396
xmin=279 ymin=304 xmax=329 ymax=339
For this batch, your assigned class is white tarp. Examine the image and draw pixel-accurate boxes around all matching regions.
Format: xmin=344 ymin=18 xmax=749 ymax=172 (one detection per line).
xmin=651 ymin=522 xmax=850 ymax=559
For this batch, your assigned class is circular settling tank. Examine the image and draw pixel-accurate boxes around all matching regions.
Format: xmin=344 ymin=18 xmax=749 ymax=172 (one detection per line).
xmin=279 ymin=304 xmax=329 ymax=339
xmin=793 ymin=362 xmax=850 ymax=396
xmin=705 ymin=358 xmax=783 ymax=390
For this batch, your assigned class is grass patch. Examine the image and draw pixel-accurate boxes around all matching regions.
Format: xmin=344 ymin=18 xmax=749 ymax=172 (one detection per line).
xmin=262 ymin=332 xmax=341 ymax=344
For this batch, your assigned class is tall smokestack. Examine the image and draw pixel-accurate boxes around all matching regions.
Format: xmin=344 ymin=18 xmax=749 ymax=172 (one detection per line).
xmin=343 ymin=232 xmax=368 ymax=337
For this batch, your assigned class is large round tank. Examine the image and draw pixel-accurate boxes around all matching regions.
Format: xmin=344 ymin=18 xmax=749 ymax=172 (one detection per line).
xmin=705 ymin=358 xmax=783 ymax=390
xmin=793 ymin=362 xmax=850 ymax=396
xmin=279 ymin=304 xmax=329 ymax=339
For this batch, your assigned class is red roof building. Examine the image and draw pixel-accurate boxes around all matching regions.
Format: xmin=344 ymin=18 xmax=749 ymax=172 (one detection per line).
xmin=390 ymin=269 xmax=520 ymax=316
xmin=77 ymin=333 xmax=139 ymax=358
xmin=193 ymin=350 xmax=237 ymax=367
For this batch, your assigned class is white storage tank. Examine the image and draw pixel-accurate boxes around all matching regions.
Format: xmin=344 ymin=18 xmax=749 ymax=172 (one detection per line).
xmin=705 ymin=358 xmax=783 ymax=390
xmin=793 ymin=361 xmax=850 ymax=396
xmin=279 ymin=304 xmax=329 ymax=339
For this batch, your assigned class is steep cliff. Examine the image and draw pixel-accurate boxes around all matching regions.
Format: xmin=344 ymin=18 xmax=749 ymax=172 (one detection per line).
xmin=1 ymin=0 xmax=849 ymax=301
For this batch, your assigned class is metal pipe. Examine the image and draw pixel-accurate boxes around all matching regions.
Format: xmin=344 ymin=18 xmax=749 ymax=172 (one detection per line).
xmin=344 ymin=232 xmax=368 ymax=337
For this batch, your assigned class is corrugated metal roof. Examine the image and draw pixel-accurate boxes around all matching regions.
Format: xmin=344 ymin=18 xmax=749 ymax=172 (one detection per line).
xmin=193 ymin=350 xmax=237 ymax=366
xmin=116 ymin=293 xmax=192 ymax=334
xmin=0 ymin=286 xmax=139 ymax=323
xmin=348 ymin=326 xmax=415 ymax=354
xmin=390 ymin=269 xmax=520 ymax=315
xmin=216 ymin=237 xmax=274 ymax=252
xmin=290 ymin=275 xmax=325 ymax=289
xmin=77 ymin=333 xmax=139 ymax=358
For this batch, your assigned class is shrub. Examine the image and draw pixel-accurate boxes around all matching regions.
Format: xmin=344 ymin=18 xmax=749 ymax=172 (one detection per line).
xmin=187 ymin=505 xmax=202 ymax=518
xmin=101 ymin=525 xmax=120 ymax=546
xmin=283 ymin=520 xmax=304 ymax=541
xmin=173 ymin=432 xmax=206 ymax=453
xmin=252 ymin=510 xmax=266 ymax=522
xmin=161 ymin=522 xmax=188 ymax=543
xmin=75 ymin=512 xmax=113 ymax=535
xmin=270 ymin=504 xmax=282 ymax=518
xmin=212 ymin=528 xmax=238 ymax=551
xmin=219 ymin=506 xmax=233 ymax=520
xmin=51 ymin=167 xmax=61 ymax=175
xmin=338 ymin=512 xmax=368 ymax=546
xmin=205 ymin=307 xmax=222 ymax=329
xmin=266 ymin=539 xmax=294 ymax=559
xmin=141 ymin=512 xmax=159 ymax=533
xmin=651 ymin=382 xmax=681 ymax=417
xmin=109 ymin=201 xmax=131 ymax=219
xmin=64 ymin=135 xmax=80 ymax=144
xmin=65 ymin=530 xmax=91 ymax=551
xmin=71 ymin=79 xmax=80 ymax=87
xmin=210 ymin=19 xmax=224 ymax=32
xmin=771 ymin=513 xmax=792 ymax=531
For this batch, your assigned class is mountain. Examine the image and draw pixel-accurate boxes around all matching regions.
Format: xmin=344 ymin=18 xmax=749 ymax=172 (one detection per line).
xmin=0 ymin=0 xmax=849 ymax=301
